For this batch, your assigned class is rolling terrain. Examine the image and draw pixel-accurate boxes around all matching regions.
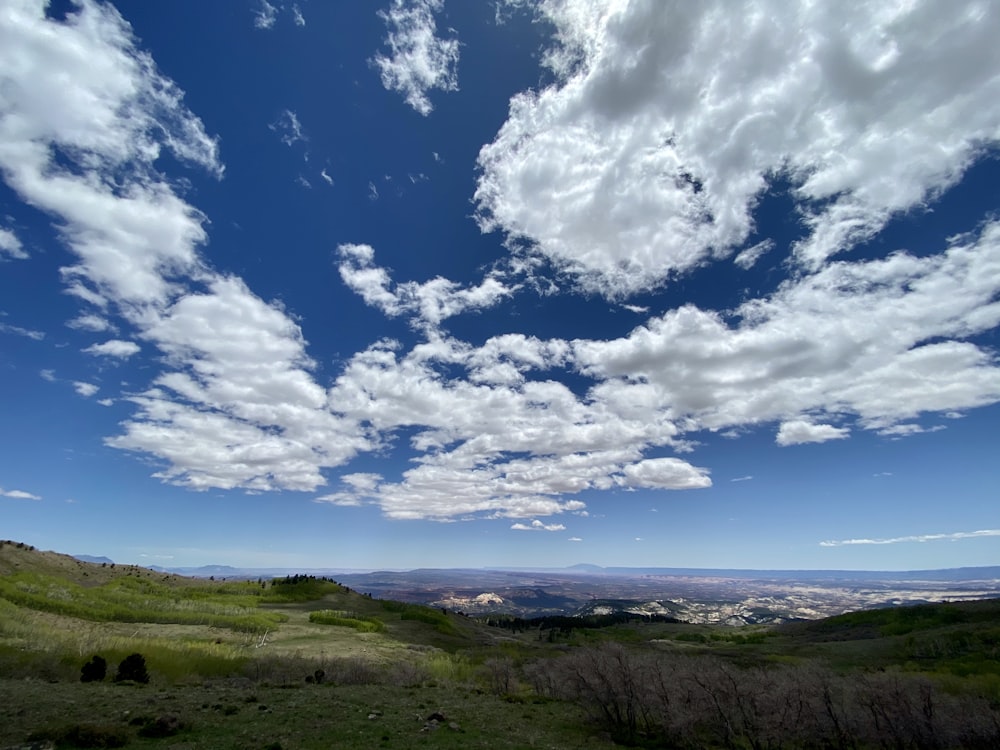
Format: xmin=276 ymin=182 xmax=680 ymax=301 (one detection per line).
xmin=2 ymin=540 xmax=999 ymax=748
xmin=147 ymin=561 xmax=1000 ymax=623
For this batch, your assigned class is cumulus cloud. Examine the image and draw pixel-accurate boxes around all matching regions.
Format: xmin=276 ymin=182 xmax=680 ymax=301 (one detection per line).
xmin=0 ymin=2 xmax=365 ymax=495
xmin=74 ymin=381 xmax=99 ymax=397
xmin=337 ymin=243 xmax=517 ymax=332
xmin=618 ymin=457 xmax=711 ymax=490
xmin=5 ymin=0 xmax=1000 ymax=529
xmin=0 ymin=226 xmax=27 ymax=259
xmin=1 ymin=488 xmax=40 ymax=500
xmin=776 ymin=420 xmax=849 ymax=446
xmin=83 ymin=339 xmax=140 ymax=358
xmin=475 ymin=0 xmax=1000 ymax=298
xmin=0 ymin=0 xmax=222 ymax=308
xmin=511 ymin=519 xmax=567 ymax=532
xmin=108 ymin=276 xmax=370 ymax=491
xmin=67 ymin=314 xmax=114 ymax=332
xmin=821 ymin=529 xmax=1000 ymax=547
xmin=373 ymin=0 xmax=460 ymax=115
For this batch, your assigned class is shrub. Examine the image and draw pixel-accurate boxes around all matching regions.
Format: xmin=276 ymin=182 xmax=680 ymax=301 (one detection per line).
xmin=308 ymin=610 xmax=385 ymax=632
xmin=81 ymin=654 xmax=107 ymax=682
xmin=28 ymin=723 xmax=128 ymax=748
xmin=114 ymin=652 xmax=149 ymax=684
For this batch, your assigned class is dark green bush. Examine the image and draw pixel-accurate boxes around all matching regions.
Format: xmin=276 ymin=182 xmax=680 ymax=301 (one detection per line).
xmin=80 ymin=654 xmax=107 ymax=682
xmin=114 ymin=653 xmax=149 ymax=684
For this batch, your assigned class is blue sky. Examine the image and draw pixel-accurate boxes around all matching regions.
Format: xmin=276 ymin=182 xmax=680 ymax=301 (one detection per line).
xmin=1 ymin=0 xmax=998 ymax=571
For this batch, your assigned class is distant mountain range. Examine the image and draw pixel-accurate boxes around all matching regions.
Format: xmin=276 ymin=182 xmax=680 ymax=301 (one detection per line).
xmin=70 ymin=557 xmax=1000 ymax=583
xmin=63 ymin=554 xmax=1000 ymax=621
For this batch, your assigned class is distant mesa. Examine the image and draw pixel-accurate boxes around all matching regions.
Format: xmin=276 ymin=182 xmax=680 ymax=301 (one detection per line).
xmin=568 ymin=563 xmax=605 ymax=572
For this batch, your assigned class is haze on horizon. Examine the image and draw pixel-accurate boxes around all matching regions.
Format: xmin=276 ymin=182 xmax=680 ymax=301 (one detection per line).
xmin=1 ymin=0 xmax=998 ymax=572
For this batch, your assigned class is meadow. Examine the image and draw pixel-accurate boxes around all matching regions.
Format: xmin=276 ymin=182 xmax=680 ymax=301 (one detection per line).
xmin=1 ymin=540 xmax=998 ymax=749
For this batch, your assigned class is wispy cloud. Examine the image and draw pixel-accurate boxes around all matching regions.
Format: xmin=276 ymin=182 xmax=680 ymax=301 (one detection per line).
xmin=511 ymin=519 xmax=567 ymax=532
xmin=83 ymin=340 xmax=140 ymax=359
xmin=0 ymin=321 xmax=43 ymax=340
xmin=730 ymin=475 xmax=753 ymax=483
xmin=269 ymin=109 xmax=306 ymax=147
xmin=252 ymin=0 xmax=278 ymax=30
xmin=373 ymin=0 xmax=459 ymax=116
xmin=821 ymin=529 xmax=1000 ymax=547
xmin=0 ymin=226 xmax=27 ymax=259
xmin=67 ymin=314 xmax=114 ymax=333
xmin=1 ymin=488 xmax=41 ymax=500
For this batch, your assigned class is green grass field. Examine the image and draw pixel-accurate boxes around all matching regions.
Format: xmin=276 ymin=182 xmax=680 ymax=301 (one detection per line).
xmin=2 ymin=541 xmax=998 ymax=749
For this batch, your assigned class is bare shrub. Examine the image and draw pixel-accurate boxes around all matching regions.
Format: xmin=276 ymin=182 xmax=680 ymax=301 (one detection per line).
xmin=325 ymin=657 xmax=382 ymax=686
xmin=483 ymin=655 xmax=518 ymax=696
xmin=542 ymin=644 xmax=1000 ymax=749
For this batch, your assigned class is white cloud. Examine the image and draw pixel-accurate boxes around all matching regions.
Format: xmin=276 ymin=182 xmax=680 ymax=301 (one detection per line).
xmin=373 ymin=0 xmax=460 ymax=116
xmin=0 ymin=3 xmax=367 ymax=496
xmin=337 ymin=243 xmax=517 ymax=332
xmin=67 ymin=314 xmax=113 ymax=332
xmin=314 ymin=492 xmax=363 ymax=507
xmin=84 ymin=339 xmax=140 ymax=358
xmin=39 ymin=369 xmax=55 ymax=382
xmin=0 ymin=226 xmax=27 ymax=259
xmin=0 ymin=321 xmax=43 ymax=340
xmin=776 ymin=420 xmax=849 ymax=446
xmin=108 ymin=276 xmax=371 ymax=491
xmin=6 ymin=0 xmax=1000 ymax=528
xmin=821 ymin=529 xmax=1000 ymax=547
xmin=574 ymin=222 xmax=1000 ymax=440
xmin=618 ymin=457 xmax=711 ymax=490
xmin=97 ymin=398 xmax=114 ymax=407
xmin=74 ymin=381 xmax=99 ymax=397
xmin=253 ymin=0 xmax=278 ymax=30
xmin=568 ymin=536 xmax=582 ymax=542
xmin=320 ymin=168 xmax=334 ymax=186
xmin=1 ymin=488 xmax=41 ymax=500
xmin=475 ymin=0 xmax=1000 ymax=298
xmin=876 ymin=423 xmax=945 ymax=437
xmin=511 ymin=519 xmax=567 ymax=532
xmin=730 ymin=475 xmax=753 ymax=483
xmin=734 ymin=240 xmax=774 ymax=270
xmin=0 ymin=0 xmax=222 ymax=308
xmin=292 ymin=4 xmax=305 ymax=27
xmin=269 ymin=109 xmax=306 ymax=147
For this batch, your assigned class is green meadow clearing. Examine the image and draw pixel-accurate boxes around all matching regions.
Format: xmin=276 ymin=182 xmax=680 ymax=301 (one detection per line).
xmin=2 ymin=540 xmax=999 ymax=749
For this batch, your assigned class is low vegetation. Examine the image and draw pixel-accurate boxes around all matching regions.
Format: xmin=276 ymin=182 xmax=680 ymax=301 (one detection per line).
xmin=1 ymin=541 xmax=998 ymax=749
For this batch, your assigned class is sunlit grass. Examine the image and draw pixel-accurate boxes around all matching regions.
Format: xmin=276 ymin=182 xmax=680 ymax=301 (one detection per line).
xmin=0 ymin=571 xmax=284 ymax=633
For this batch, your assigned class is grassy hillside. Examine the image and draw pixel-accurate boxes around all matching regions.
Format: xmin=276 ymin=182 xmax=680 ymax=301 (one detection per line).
xmin=1 ymin=541 xmax=998 ymax=749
